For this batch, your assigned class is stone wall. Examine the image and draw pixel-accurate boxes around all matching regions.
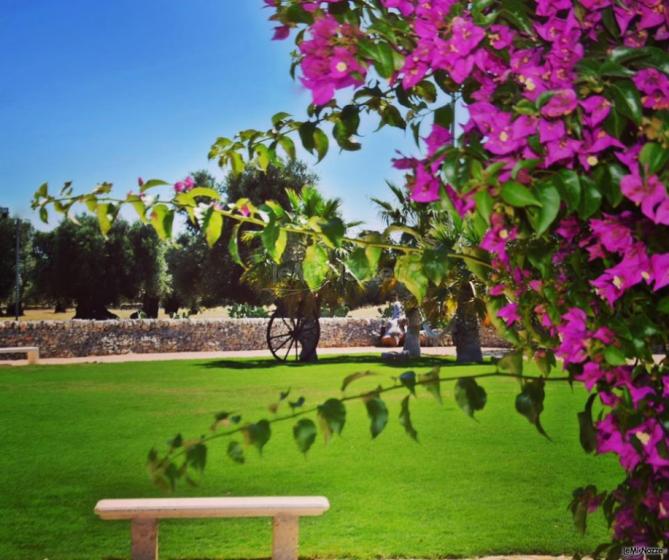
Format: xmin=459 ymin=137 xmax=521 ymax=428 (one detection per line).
xmin=0 ymin=318 xmax=509 ymax=358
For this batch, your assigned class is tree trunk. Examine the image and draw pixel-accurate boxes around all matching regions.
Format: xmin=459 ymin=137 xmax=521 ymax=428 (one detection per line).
xmin=452 ymin=282 xmax=483 ymax=363
xmin=74 ymin=301 xmax=119 ymax=320
xmin=141 ymin=295 xmax=160 ymax=319
xmin=403 ymin=307 xmax=422 ymax=358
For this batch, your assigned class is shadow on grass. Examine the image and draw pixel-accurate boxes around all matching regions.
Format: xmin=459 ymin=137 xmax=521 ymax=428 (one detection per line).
xmin=202 ymin=353 xmax=493 ymax=370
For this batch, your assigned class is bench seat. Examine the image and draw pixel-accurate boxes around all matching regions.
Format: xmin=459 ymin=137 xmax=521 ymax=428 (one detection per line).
xmin=95 ymin=496 xmax=329 ymax=560
xmin=0 ymin=346 xmax=39 ymax=364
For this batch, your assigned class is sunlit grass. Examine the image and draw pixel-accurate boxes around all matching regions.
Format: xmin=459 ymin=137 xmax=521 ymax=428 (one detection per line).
xmin=0 ymin=355 xmax=621 ymax=559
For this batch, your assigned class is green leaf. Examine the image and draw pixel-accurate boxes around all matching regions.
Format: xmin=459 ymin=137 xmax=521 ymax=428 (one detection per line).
xmin=395 ymin=253 xmax=429 ymax=303
xmin=204 ymin=209 xmax=223 ymax=248
xmin=380 ymin=105 xmax=406 ymax=129
xmin=434 ymin=103 xmax=454 ymax=130
xmin=261 ymin=220 xmax=287 ymax=263
xmin=96 ymin=203 xmax=114 ymax=236
xmin=526 ymin=182 xmax=560 ymax=235
xmin=188 ymin=187 xmax=221 ymax=200
xmin=229 ymin=151 xmax=245 ymax=176
xmin=321 ymin=218 xmax=345 ymax=248
xmin=254 ymin=144 xmax=271 ymax=172
xmin=639 ymin=142 xmax=669 ymax=175
xmin=298 ymin=122 xmax=316 ymax=153
xmin=399 ymin=395 xmax=419 ymax=441
xmin=127 ymin=195 xmax=147 ymax=223
xmin=475 ymin=189 xmax=493 ymax=225
xmin=501 ymin=181 xmax=542 ymax=207
xmin=278 ymin=135 xmax=296 ymax=160
xmin=293 ymin=418 xmax=317 ymax=455
xmin=341 ymin=370 xmax=375 ymax=392
xmin=150 ymin=204 xmax=174 ymax=240
xmin=313 ymin=127 xmax=329 ymax=162
xmin=227 ymin=441 xmax=245 ymax=464
xmin=140 ymin=179 xmax=170 ymax=192
xmin=419 ymin=368 xmax=442 ymax=404
xmin=578 ymin=394 xmax=597 ymax=454
xmin=272 ymin=111 xmax=292 ymax=128
xmin=603 ymin=345 xmax=626 ymax=366
xmin=243 ymin=420 xmax=271 ymax=454
xmin=658 ymin=296 xmax=669 ymax=314
xmin=497 ymin=350 xmax=523 ymax=374
xmin=421 ymin=248 xmax=450 ymax=286
xmin=552 ymin=169 xmax=581 ymax=212
xmin=346 ymin=248 xmax=373 ymax=283
xmin=454 ymin=378 xmax=487 ymax=418
xmin=373 ymin=42 xmax=395 ymax=78
xmin=228 ymin=224 xmax=244 ymax=268
xmin=186 ymin=442 xmax=207 ymax=472
xmin=317 ymin=398 xmax=346 ymax=443
xmin=606 ymin=81 xmax=642 ymax=125
xmin=515 ymin=380 xmax=550 ymax=439
xmin=365 ymin=396 xmax=389 ymax=439
xmin=302 ymin=244 xmax=330 ymax=291
xmin=399 ymin=371 xmax=417 ymax=395
xmin=578 ymin=176 xmax=602 ymax=220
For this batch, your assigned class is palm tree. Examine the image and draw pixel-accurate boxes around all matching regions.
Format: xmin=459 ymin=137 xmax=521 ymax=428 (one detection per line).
xmin=372 ymin=184 xmax=484 ymax=362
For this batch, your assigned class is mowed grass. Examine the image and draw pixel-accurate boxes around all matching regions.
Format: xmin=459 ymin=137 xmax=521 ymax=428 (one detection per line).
xmin=0 ymin=355 xmax=621 ymax=560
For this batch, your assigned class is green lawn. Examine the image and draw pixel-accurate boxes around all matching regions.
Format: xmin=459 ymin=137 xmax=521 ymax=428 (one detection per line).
xmin=0 ymin=354 xmax=621 ymax=560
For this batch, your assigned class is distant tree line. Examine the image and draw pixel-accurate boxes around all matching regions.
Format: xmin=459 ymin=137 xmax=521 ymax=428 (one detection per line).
xmin=1 ymin=161 xmax=388 ymax=319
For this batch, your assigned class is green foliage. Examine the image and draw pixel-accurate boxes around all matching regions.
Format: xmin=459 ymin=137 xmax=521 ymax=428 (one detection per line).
xmin=317 ymin=398 xmax=346 ymax=443
xmin=365 ymin=396 xmax=389 ymax=439
xmin=293 ymin=418 xmax=317 ymax=454
xmin=515 ymin=379 xmax=550 ymax=439
xmin=454 ymin=378 xmax=487 ymax=418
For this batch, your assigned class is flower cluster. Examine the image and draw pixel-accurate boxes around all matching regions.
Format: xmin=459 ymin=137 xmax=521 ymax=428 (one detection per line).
xmin=267 ymin=0 xmax=669 ymax=549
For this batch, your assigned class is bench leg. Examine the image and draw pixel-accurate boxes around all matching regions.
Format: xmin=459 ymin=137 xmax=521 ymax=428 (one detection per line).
xmin=272 ymin=515 xmax=299 ymax=560
xmin=131 ymin=518 xmax=159 ymax=560
xmin=27 ymin=350 xmax=38 ymax=365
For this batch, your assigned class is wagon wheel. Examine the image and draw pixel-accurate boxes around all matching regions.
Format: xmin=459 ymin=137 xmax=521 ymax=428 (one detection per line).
xmin=267 ymin=310 xmax=321 ymax=362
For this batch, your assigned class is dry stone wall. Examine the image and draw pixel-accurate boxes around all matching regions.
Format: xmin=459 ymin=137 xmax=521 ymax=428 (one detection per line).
xmin=0 ymin=318 xmax=509 ymax=358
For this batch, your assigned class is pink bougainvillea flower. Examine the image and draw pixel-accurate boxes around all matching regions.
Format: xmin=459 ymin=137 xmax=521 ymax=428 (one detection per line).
xmin=538 ymin=119 xmax=565 ymax=143
xmin=589 ymin=214 xmax=634 ymax=254
xmin=591 ymin=244 xmax=652 ymax=305
xmin=424 ymin=124 xmax=452 ymax=155
xmin=480 ymin=213 xmax=517 ymax=264
xmin=597 ymin=414 xmax=642 ymax=471
xmin=409 ymin=166 xmax=441 ymax=203
xmin=651 ymin=253 xmax=669 ymax=290
xmin=544 ymin=136 xmax=581 ymax=167
xmin=272 ymin=25 xmax=291 ymax=40
xmin=497 ymin=301 xmax=521 ymax=326
xmin=556 ymin=217 xmax=581 ymax=241
xmin=541 ymin=89 xmax=578 ymax=117
xmin=174 ymin=176 xmax=195 ymax=193
xmin=487 ymin=24 xmax=515 ymax=49
xmin=621 ymin=172 xmax=669 ymax=225
xmin=449 ymin=16 xmax=486 ymax=56
xmin=489 ymin=284 xmax=505 ymax=296
xmin=580 ymin=95 xmax=612 ymax=127
xmin=556 ymin=307 xmax=589 ymax=364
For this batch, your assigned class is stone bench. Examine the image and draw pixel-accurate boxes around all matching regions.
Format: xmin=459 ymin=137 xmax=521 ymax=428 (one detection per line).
xmin=0 ymin=346 xmax=39 ymax=364
xmin=94 ymin=496 xmax=330 ymax=560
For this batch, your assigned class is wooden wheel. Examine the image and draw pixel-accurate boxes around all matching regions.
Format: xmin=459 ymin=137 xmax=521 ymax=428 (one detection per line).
xmin=266 ymin=310 xmax=320 ymax=362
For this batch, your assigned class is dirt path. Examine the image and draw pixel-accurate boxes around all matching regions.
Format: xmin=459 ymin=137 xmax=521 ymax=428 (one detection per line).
xmin=0 ymin=346 xmax=509 ymax=366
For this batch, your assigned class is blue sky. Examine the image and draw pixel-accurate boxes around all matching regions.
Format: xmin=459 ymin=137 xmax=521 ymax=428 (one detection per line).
xmin=0 ymin=0 xmax=418 ymax=228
